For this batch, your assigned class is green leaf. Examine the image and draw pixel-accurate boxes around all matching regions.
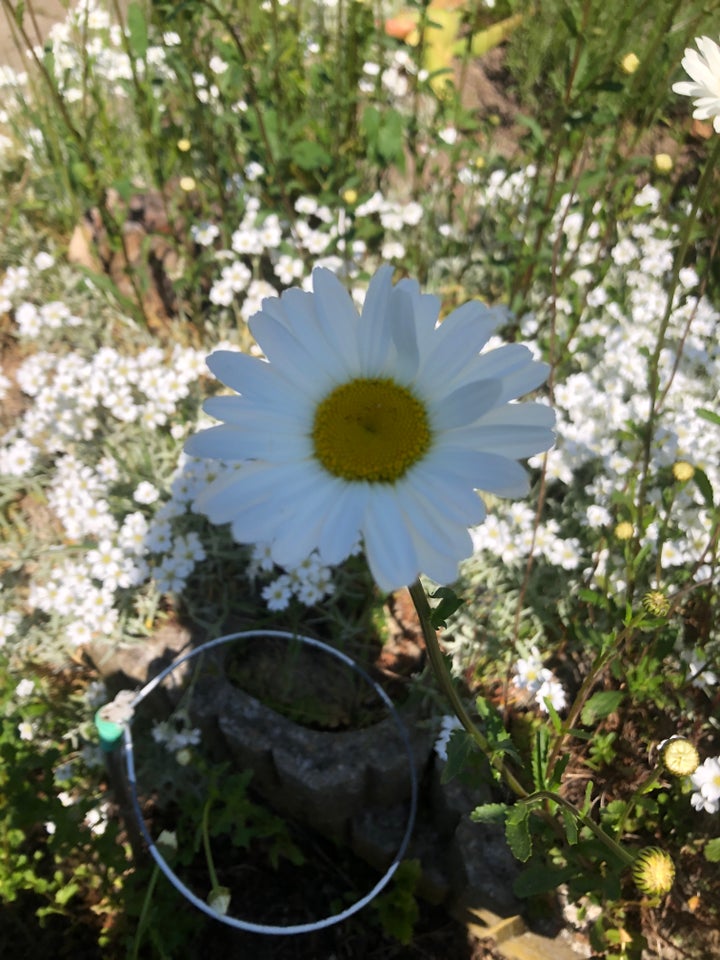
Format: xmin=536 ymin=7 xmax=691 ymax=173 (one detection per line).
xmin=377 ymin=110 xmax=405 ymax=167
xmin=581 ymin=690 xmax=625 ymax=726
xmin=514 ymin=862 xmax=575 ymax=898
xmin=429 ymin=586 xmax=465 ymax=628
xmin=441 ymin=728 xmax=473 ymax=783
xmin=693 ymin=468 xmax=714 ymax=508
xmin=505 ymin=804 xmax=532 ymax=862
xmin=471 ymin=802 xmax=508 ymax=824
xmin=55 ymin=882 xmax=79 ymax=906
xmin=531 ymin=726 xmax=549 ymax=791
xmin=561 ymin=807 xmax=578 ymax=845
xmin=292 ymin=140 xmax=332 ymax=172
xmin=696 ymin=407 xmax=720 ymax=428
xmin=704 ymin=838 xmax=720 ymax=863
xmin=126 ymin=2 xmax=148 ymax=60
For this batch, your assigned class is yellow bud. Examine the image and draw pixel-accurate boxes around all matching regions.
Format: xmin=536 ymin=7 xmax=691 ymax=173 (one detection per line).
xmin=659 ymin=737 xmax=699 ymax=777
xmin=672 ymin=460 xmax=694 ymax=482
xmin=654 ymin=153 xmax=673 ymax=173
xmin=179 ymin=176 xmax=196 ymax=192
xmin=614 ymin=521 xmax=634 ymax=541
xmin=342 ymin=188 xmax=358 ymax=205
xmin=642 ymin=590 xmax=670 ymax=617
xmin=474 ymin=156 xmax=486 ymax=169
xmin=632 ymin=847 xmax=675 ymax=897
xmin=621 ymin=52 xmax=640 ymax=75
xmin=177 ymin=138 xmax=191 ymax=152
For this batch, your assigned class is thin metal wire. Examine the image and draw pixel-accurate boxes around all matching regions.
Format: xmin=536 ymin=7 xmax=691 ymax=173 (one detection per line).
xmin=120 ymin=629 xmax=419 ymax=935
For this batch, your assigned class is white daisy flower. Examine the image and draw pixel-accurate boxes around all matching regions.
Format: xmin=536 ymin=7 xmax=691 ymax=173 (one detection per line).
xmin=672 ymin=35 xmax=720 ymax=133
xmin=187 ymin=267 xmax=554 ymax=592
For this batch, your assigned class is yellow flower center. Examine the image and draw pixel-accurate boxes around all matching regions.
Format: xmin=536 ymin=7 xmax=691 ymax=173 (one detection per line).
xmin=312 ymin=378 xmax=432 ymax=483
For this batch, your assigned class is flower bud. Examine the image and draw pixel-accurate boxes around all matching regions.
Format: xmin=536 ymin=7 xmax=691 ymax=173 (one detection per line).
xmin=642 ymin=590 xmax=670 ymax=617
xmin=632 ymin=847 xmax=675 ymax=897
xmin=659 ymin=736 xmax=699 ymax=777
xmin=672 ymin=461 xmax=694 ymax=482
xmin=621 ymin=52 xmax=640 ymax=74
xmin=654 ymin=153 xmax=673 ymax=173
xmin=614 ymin=521 xmax=634 ymax=541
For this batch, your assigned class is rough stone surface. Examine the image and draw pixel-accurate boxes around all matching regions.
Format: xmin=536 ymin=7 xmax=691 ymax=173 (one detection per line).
xmin=191 ymin=646 xmax=429 ymax=839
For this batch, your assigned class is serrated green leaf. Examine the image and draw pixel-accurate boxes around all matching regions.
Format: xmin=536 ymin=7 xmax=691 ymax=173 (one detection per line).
xmin=505 ymin=805 xmax=532 ymax=862
xmin=429 ymin=587 xmax=465 ymax=629
xmin=581 ymin=690 xmax=624 ymax=726
xmin=704 ymin=837 xmax=720 ymax=862
xmin=441 ymin=728 xmax=473 ymax=783
xmin=471 ymin=802 xmax=508 ymax=824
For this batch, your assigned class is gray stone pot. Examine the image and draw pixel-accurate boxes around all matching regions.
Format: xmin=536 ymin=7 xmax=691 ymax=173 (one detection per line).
xmin=189 ymin=642 xmax=429 ymax=840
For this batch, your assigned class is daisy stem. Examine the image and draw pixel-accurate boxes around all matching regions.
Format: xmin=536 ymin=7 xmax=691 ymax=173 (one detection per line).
xmin=409 ymin=581 xmax=636 ymax=868
xmin=408 ymin=580 xmax=529 ymax=799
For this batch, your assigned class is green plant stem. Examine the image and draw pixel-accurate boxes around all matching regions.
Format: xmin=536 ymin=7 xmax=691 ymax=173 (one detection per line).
xmin=201 ymin=796 xmax=220 ymax=893
xmin=408 ymin=580 xmax=529 ymax=798
xmin=410 ymin=580 xmax=638 ymax=868
xmin=523 ymin=791 xmax=635 ymax=868
xmin=131 ymin=862 xmax=161 ymax=960
xmin=545 ymin=614 xmax=643 ymax=783
xmin=614 ymin=767 xmax=663 ymax=840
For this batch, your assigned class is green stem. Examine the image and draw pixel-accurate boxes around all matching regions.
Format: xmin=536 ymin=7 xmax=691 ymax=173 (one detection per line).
xmin=409 ymin=580 xmax=528 ymax=798
xmin=409 ymin=580 xmax=636 ymax=869
xmin=614 ymin=766 xmax=663 ymax=841
xmin=131 ymin=862 xmax=160 ymax=960
xmin=523 ymin=791 xmax=635 ymax=868
xmin=201 ymin=796 xmax=220 ymax=892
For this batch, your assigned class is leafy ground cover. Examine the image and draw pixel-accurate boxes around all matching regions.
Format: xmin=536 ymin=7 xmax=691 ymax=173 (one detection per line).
xmin=1 ymin=0 xmax=719 ymax=957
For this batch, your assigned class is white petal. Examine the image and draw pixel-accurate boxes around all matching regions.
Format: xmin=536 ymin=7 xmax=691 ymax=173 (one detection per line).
xmin=416 ymin=301 xmax=498 ymax=395
xmin=357 ymin=266 xmax=394 ymax=375
xmin=249 ymin=312 xmax=335 ymax=395
xmin=389 ymin=288 xmax=421 ymax=381
xmin=405 ymin=465 xmax=487 ymax=527
xmin=317 ymin=481 xmax=368 ymax=565
xmin=363 ymin=486 xmax=419 ymax=591
xmin=431 ymin=379 xmax=502 ymax=430
xmin=203 ymin=394 xmax=307 ymax=429
xmin=312 ymin=268 xmax=361 ymax=373
xmin=399 ymin=487 xmax=474 ymax=568
xmin=429 ymin=446 xmax=531 ymax=496
xmin=207 ymin=351 xmax=276 ymax=402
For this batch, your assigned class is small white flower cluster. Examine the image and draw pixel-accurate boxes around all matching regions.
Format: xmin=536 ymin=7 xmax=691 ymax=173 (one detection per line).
xmin=250 ymin=543 xmax=335 ymax=611
xmin=434 ymin=714 xmax=463 ymax=761
xmin=0 ymin=264 xmax=30 ymax=312
xmin=513 ymin=646 xmax=567 ymax=714
xmin=151 ymin=715 xmax=202 ymax=753
xmin=461 ymin=175 xmax=719 ymax=607
xmin=205 ymin=187 xmax=426 ymax=316
xmin=690 ymin=756 xmax=720 ymax=814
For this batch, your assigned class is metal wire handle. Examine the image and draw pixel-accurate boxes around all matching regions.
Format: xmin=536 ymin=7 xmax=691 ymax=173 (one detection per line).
xmin=100 ymin=629 xmax=418 ymax=935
